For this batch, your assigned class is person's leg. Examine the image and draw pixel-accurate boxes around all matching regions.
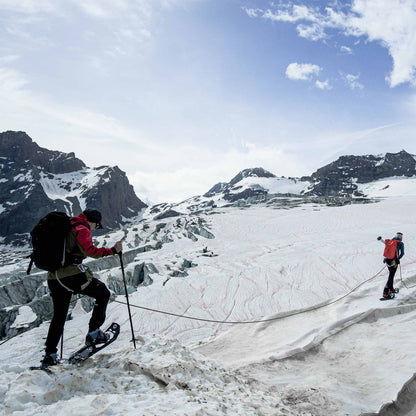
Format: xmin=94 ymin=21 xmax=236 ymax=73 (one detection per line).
xmin=45 ymin=280 xmax=72 ymax=356
xmin=80 ymin=278 xmax=111 ymax=332
xmin=387 ymin=265 xmax=398 ymax=292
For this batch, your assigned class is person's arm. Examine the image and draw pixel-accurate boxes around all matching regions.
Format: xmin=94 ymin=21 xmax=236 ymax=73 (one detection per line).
xmin=398 ymin=242 xmax=404 ymax=259
xmin=76 ymin=227 xmax=118 ymax=258
xmin=377 ymin=236 xmax=385 ymax=244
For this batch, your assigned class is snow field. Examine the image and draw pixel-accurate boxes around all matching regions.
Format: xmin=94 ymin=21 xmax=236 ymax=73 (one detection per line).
xmin=2 ymin=195 xmax=416 ymax=414
xmin=2 ymin=334 xmax=294 ymax=416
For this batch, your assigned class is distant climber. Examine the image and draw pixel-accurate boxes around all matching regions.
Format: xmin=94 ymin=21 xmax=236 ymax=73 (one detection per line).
xmin=41 ymin=209 xmax=122 ymax=367
xmin=377 ymin=232 xmax=404 ymax=299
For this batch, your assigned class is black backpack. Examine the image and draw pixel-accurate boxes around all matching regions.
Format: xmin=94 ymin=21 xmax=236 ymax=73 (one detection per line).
xmin=27 ymin=212 xmax=72 ymax=275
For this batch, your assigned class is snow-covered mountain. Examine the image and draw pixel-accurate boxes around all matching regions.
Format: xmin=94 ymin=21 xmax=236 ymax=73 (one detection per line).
xmin=2 ymin=143 xmax=416 ymax=414
xmin=0 ymin=131 xmax=147 ymax=244
xmin=204 ymin=167 xmax=309 ymax=202
xmin=148 ymin=150 xmax=416 ymax=221
xmin=305 ymin=149 xmax=416 ymax=196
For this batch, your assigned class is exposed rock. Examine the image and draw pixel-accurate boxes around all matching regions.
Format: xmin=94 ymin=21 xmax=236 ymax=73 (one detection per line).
xmin=204 ymin=168 xmax=276 ymax=199
xmin=0 ymin=130 xmax=85 ymax=174
xmin=204 ymin=182 xmax=228 ymax=198
xmin=169 ymin=269 xmax=188 ymax=277
xmin=224 ymin=186 xmax=268 ymax=203
xmin=0 ymin=131 xmax=147 ymax=243
xmin=0 ymin=273 xmax=51 ymax=339
xmin=154 ymin=209 xmax=181 ymax=220
xmin=187 ymin=225 xmax=215 ymax=239
xmin=229 ymin=167 xmax=276 ymax=186
xmin=201 ymin=151 xmax=416 ymax=205
xmin=303 ymin=150 xmax=416 ymax=196
xmin=182 ymin=259 xmax=197 ymax=268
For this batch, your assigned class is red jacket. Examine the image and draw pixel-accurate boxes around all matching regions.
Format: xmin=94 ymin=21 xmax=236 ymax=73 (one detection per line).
xmin=47 ymin=213 xmax=115 ymax=280
xmin=71 ymin=213 xmax=114 ymax=258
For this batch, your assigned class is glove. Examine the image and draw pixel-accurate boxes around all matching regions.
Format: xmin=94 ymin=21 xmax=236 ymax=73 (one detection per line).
xmin=111 ymin=241 xmax=123 ymax=254
xmin=396 ymin=258 xmax=400 ymax=265
xmin=377 ymin=236 xmax=382 ymax=241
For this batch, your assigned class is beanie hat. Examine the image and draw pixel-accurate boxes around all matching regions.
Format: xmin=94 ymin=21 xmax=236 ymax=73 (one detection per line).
xmin=83 ymin=209 xmax=103 ymax=229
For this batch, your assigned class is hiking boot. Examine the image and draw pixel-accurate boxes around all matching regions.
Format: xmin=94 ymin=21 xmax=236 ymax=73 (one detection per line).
xmin=42 ymin=353 xmax=58 ymax=367
xmin=392 ymin=288 xmax=399 ymax=294
xmin=85 ymin=328 xmax=109 ymax=346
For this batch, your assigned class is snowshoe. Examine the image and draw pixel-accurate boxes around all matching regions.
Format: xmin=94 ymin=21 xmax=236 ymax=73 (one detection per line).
xmin=68 ymin=322 xmax=120 ymax=365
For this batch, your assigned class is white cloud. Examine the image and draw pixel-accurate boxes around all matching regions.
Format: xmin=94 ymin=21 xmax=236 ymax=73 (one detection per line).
xmin=315 ymin=79 xmax=332 ymax=90
xmin=0 ymin=65 xmax=157 ymax=149
xmin=260 ymin=5 xmax=319 ymax=24
xmin=0 ymin=67 xmax=29 ymax=93
xmin=343 ymin=73 xmax=364 ymax=90
xmin=340 ymin=45 xmax=353 ymax=55
xmin=0 ymin=0 xmax=166 ymax=55
xmin=350 ymin=0 xmax=416 ymax=87
xmin=129 ymin=141 xmax=304 ymax=203
xmin=297 ymin=23 xmax=326 ymax=40
xmin=246 ymin=0 xmax=416 ymax=87
xmin=243 ymin=7 xmax=262 ymax=18
xmin=0 ymin=55 xmax=19 ymax=64
xmin=286 ymin=63 xmax=322 ymax=81
xmin=0 ymin=0 xmax=56 ymax=14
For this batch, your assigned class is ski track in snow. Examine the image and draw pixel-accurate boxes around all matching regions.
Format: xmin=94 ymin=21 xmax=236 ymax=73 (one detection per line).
xmin=2 ymin=196 xmax=416 ymax=414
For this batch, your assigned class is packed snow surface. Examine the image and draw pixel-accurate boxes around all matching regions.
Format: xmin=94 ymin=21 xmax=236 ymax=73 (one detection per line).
xmin=2 ymin=195 xmax=416 ymax=415
xmin=227 ymin=176 xmax=310 ymax=195
xmin=357 ymin=176 xmax=416 ymax=197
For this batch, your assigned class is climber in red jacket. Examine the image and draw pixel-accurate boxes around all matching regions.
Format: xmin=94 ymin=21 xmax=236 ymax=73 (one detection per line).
xmin=42 ymin=209 xmax=122 ymax=366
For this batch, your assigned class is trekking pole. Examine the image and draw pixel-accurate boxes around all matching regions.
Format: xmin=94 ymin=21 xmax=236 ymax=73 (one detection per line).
xmin=399 ymin=263 xmax=407 ymax=289
xmin=119 ymin=252 xmax=137 ymax=349
xmin=60 ymin=327 xmax=64 ymax=360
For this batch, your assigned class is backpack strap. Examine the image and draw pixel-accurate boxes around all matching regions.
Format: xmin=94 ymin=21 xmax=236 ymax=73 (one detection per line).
xmin=64 ymin=221 xmax=86 ymax=266
xmin=70 ymin=221 xmax=83 ymax=236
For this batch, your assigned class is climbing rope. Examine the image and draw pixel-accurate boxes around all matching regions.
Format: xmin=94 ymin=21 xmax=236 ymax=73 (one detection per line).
xmin=112 ymin=265 xmax=387 ymax=325
xmin=0 ymin=264 xmax=390 ymax=346
xmin=399 ymin=263 xmax=416 ymax=289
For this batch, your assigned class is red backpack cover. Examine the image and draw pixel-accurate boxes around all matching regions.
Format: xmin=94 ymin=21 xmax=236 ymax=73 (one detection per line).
xmin=383 ymin=239 xmax=399 ymax=259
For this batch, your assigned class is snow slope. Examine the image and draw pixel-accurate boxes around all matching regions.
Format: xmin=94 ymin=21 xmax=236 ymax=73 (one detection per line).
xmin=2 ymin=195 xmax=416 ymax=415
xmin=357 ymin=176 xmax=416 ymax=197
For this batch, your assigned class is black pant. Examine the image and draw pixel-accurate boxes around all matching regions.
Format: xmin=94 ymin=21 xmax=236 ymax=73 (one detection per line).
xmin=383 ymin=259 xmax=398 ymax=295
xmin=45 ymin=273 xmax=110 ymax=355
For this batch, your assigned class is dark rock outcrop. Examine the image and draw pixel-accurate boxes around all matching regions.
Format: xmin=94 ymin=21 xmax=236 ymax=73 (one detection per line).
xmin=0 ymin=131 xmax=147 ymax=242
xmin=303 ymin=150 xmax=416 ymax=196
xmin=201 ymin=151 xmax=416 ymax=205
xmin=0 ymin=130 xmax=86 ymax=174
xmin=204 ymin=167 xmax=276 ymax=201
xmin=229 ymin=167 xmax=276 ymax=186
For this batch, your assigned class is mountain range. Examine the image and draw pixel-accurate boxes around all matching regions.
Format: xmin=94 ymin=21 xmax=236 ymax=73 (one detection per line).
xmin=1 ymin=131 xmax=416 ymax=245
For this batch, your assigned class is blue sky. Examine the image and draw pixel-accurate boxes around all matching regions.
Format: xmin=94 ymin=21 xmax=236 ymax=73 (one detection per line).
xmin=1 ymin=0 xmax=416 ymax=203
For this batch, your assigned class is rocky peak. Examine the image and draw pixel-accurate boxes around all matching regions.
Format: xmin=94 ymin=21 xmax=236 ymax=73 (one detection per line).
xmin=229 ymin=167 xmax=276 ymax=186
xmin=305 ymin=150 xmax=416 ymax=196
xmin=0 ymin=131 xmax=147 ymax=243
xmin=204 ymin=168 xmax=276 ymax=198
xmin=0 ymin=131 xmax=85 ymax=174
